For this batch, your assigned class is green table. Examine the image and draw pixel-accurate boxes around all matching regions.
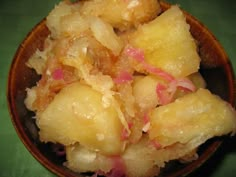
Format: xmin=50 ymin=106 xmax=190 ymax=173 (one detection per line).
xmin=0 ymin=0 xmax=235 ymax=176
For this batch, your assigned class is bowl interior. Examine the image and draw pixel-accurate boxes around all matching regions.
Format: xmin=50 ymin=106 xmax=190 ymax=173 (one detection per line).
xmin=7 ymin=2 xmax=235 ymax=177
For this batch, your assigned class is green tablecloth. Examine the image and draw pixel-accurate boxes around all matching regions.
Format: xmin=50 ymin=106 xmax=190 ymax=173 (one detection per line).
xmin=0 ymin=0 xmax=235 ymax=176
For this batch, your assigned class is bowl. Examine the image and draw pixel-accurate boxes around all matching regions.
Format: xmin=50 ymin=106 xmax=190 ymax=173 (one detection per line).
xmin=7 ymin=1 xmax=235 ymax=177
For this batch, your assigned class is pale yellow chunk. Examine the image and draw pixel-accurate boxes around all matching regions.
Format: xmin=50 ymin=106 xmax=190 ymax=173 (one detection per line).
xmin=66 ymin=143 xmax=113 ymax=173
xmin=133 ymin=75 xmax=161 ymax=111
xmin=122 ymin=137 xmax=160 ymax=177
xmin=46 ymin=1 xmax=74 ymax=38
xmin=37 ymin=82 xmax=124 ymax=155
xmin=66 ymin=137 xmax=160 ymax=177
xmin=90 ymin=17 xmax=123 ymax=56
xmin=130 ymin=6 xmax=200 ymax=78
xmin=79 ymin=0 xmax=161 ymax=30
xmin=60 ymin=13 xmax=90 ymax=37
xmin=188 ymin=72 xmax=206 ymax=89
xmin=149 ymin=88 xmax=236 ymax=147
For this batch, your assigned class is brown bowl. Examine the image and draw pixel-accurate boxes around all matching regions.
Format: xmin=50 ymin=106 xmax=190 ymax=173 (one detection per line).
xmin=7 ymin=1 xmax=235 ymax=177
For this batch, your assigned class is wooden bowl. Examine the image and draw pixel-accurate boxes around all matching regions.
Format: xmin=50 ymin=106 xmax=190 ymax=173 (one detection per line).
xmin=7 ymin=2 xmax=235 ymax=177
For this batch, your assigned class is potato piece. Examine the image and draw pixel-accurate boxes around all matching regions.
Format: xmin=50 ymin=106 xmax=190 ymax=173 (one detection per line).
xmin=66 ymin=143 xmax=113 ymax=173
xmin=122 ymin=137 xmax=160 ymax=177
xmin=66 ymin=137 xmax=160 ymax=177
xmin=59 ymin=37 xmax=130 ymax=134
xmin=79 ymin=0 xmax=161 ymax=30
xmin=46 ymin=1 xmax=74 ymax=38
xmin=153 ymin=142 xmax=199 ymax=167
xmin=149 ymin=88 xmax=236 ymax=147
xmin=133 ymin=75 xmax=161 ymax=111
xmin=188 ymin=72 xmax=206 ymax=89
xmin=129 ymin=6 xmax=200 ymax=78
xmin=37 ymin=82 xmax=124 ymax=155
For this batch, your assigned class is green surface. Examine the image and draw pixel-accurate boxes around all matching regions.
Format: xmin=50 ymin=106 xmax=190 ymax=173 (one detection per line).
xmin=0 ymin=0 xmax=236 ymax=177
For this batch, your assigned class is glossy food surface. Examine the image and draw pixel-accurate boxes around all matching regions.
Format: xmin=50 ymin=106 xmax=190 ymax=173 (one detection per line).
xmin=2 ymin=0 xmax=236 ymax=177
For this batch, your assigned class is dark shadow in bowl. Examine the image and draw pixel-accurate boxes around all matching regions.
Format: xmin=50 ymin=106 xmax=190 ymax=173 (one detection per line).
xmin=187 ymin=135 xmax=236 ymax=177
xmin=7 ymin=2 xmax=235 ymax=177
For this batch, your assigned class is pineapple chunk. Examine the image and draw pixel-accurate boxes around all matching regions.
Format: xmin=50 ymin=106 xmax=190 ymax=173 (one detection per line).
xmin=79 ymin=0 xmax=161 ymax=30
xmin=149 ymin=88 xmax=236 ymax=147
xmin=129 ymin=6 xmax=200 ymax=78
xmin=37 ymin=82 xmax=124 ymax=155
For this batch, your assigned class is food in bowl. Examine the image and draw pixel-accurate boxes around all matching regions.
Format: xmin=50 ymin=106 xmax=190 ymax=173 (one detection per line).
xmin=23 ymin=0 xmax=236 ymax=177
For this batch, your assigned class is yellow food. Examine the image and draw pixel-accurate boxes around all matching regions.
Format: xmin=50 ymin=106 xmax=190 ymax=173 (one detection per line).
xmin=188 ymin=72 xmax=206 ymax=89
xmin=46 ymin=1 xmax=76 ymax=38
xmin=149 ymin=88 xmax=236 ymax=147
xmin=66 ymin=143 xmax=113 ymax=173
xmin=79 ymin=0 xmax=161 ymax=30
xmin=24 ymin=1 xmax=236 ymax=177
xmin=129 ymin=6 xmax=200 ymax=78
xmin=133 ymin=75 xmax=162 ymax=111
xmin=90 ymin=16 xmax=124 ymax=56
xmin=66 ymin=137 xmax=160 ymax=177
xmin=37 ymin=82 xmax=124 ymax=155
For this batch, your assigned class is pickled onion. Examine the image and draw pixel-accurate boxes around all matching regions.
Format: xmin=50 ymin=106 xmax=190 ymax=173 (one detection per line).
xmin=125 ymin=46 xmax=174 ymax=82
xmin=121 ymin=122 xmax=133 ymax=141
xmin=125 ymin=46 xmax=196 ymax=105
xmin=114 ymin=71 xmax=133 ymax=84
xmin=52 ymin=68 xmax=64 ymax=80
xmin=125 ymin=46 xmax=145 ymax=62
xmin=175 ymin=78 xmax=196 ymax=92
xmin=156 ymin=83 xmax=175 ymax=105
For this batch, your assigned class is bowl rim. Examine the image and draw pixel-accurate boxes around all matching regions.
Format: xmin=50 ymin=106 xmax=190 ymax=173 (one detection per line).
xmin=7 ymin=18 xmax=73 ymax=177
xmin=7 ymin=1 xmax=236 ymax=177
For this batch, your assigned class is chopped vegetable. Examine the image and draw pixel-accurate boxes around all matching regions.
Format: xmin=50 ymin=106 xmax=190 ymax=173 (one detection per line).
xmin=114 ymin=71 xmax=133 ymax=84
xmin=52 ymin=68 xmax=64 ymax=80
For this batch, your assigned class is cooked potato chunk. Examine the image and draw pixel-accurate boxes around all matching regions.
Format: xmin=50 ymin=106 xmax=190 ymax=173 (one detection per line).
xmin=129 ymin=6 xmax=200 ymax=78
xmin=149 ymin=88 xmax=236 ymax=147
xmin=133 ymin=75 xmax=161 ymax=111
xmin=79 ymin=0 xmax=161 ymax=30
xmin=66 ymin=137 xmax=160 ymax=177
xmin=188 ymin=72 xmax=206 ymax=89
xmin=122 ymin=137 xmax=160 ymax=177
xmin=37 ymin=82 xmax=124 ymax=155
xmin=66 ymin=143 xmax=113 ymax=173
